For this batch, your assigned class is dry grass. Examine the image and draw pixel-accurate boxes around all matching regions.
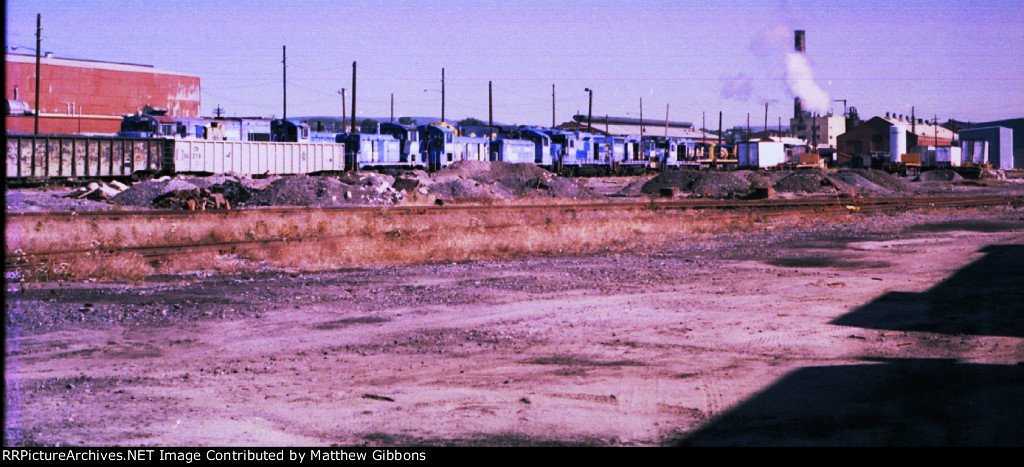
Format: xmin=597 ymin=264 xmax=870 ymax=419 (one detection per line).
xmin=5 ymin=203 xmax=913 ymax=282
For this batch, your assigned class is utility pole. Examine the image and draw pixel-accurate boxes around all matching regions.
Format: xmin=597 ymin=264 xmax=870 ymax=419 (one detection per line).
xmin=488 ymin=81 xmax=493 ymax=143
xmin=584 ymin=88 xmax=593 ymax=132
xmin=717 ymin=111 xmax=722 ymax=146
xmin=747 ymin=113 xmax=751 ymax=142
xmin=282 ymin=46 xmax=286 ymax=120
xmin=764 ymin=102 xmax=769 ymax=138
xmin=639 ymin=97 xmax=644 ymax=137
xmin=551 ymin=84 xmax=556 ymax=128
xmin=337 ymin=89 xmax=346 ymax=133
xmin=391 ymin=93 xmax=394 ymax=123
xmin=441 ymin=68 xmax=445 ymax=124
xmin=34 ymin=13 xmax=41 ymax=134
xmin=911 ymin=105 xmax=916 ymax=136
xmin=351 ymin=61 xmax=357 ymax=133
xmin=664 ymin=103 xmax=669 ymax=138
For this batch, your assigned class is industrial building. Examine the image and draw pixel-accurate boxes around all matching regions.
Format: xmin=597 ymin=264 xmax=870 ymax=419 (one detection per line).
xmin=561 ymin=114 xmax=716 ymax=140
xmin=5 ymin=53 xmax=201 ymax=135
xmin=959 ymin=126 xmax=1015 ymax=170
xmin=837 ymin=115 xmax=957 ymax=167
xmin=967 ymin=119 xmax=1024 ymax=168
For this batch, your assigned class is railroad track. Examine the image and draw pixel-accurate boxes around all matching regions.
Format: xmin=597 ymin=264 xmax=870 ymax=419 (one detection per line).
xmin=7 ymin=194 xmax=1021 ymax=268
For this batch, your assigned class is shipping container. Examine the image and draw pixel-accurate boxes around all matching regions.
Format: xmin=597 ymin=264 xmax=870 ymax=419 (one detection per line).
xmin=737 ymin=141 xmax=786 ymax=168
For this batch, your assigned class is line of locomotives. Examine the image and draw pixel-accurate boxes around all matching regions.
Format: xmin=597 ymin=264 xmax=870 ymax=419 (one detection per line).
xmin=117 ymin=113 xmax=730 ymax=177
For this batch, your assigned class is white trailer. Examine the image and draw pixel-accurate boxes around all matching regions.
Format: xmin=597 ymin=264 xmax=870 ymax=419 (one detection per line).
xmin=171 ymin=140 xmax=346 ymax=175
xmin=737 ymin=141 xmax=786 ymax=168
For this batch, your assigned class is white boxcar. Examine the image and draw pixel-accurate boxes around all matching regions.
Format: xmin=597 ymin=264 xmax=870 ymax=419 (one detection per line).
xmin=737 ymin=141 xmax=786 ymax=168
xmin=172 ymin=140 xmax=345 ymax=175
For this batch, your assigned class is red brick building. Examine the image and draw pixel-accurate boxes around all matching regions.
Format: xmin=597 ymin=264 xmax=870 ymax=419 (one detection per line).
xmin=5 ymin=53 xmax=200 ymax=135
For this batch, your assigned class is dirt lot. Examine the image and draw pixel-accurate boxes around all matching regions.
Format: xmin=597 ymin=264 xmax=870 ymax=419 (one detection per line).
xmin=5 ymin=203 xmax=1024 ymax=446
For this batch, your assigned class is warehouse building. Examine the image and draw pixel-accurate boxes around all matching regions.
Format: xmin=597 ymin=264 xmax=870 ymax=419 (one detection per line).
xmin=837 ymin=114 xmax=957 ymax=167
xmin=5 ymin=53 xmax=201 ymax=135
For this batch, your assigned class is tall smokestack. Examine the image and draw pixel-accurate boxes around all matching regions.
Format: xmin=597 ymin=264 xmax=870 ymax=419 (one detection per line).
xmin=794 ymin=30 xmax=806 ymax=120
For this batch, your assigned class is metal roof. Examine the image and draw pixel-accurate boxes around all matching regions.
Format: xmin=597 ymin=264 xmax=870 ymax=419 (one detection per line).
xmin=5 ymin=53 xmax=198 ymax=77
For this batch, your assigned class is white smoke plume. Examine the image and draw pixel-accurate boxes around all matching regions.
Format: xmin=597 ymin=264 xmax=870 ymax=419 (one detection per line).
xmin=785 ymin=52 xmax=830 ymax=114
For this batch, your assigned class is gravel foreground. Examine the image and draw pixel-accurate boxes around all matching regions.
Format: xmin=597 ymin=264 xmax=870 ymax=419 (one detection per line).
xmin=5 ymin=204 xmax=1024 ymax=446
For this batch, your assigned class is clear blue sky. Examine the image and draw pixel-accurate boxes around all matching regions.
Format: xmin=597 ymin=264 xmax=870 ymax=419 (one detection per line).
xmin=6 ymin=0 xmax=1023 ymax=128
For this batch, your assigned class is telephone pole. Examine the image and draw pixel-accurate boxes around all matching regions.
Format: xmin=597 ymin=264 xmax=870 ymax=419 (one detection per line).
xmin=488 ymin=81 xmax=493 ymax=143
xmin=337 ymin=88 xmax=346 ymax=132
xmin=34 ymin=14 xmax=41 ymax=134
xmin=351 ymin=62 xmax=357 ymax=133
xmin=282 ymin=45 xmax=286 ymax=120
xmin=551 ymin=84 xmax=556 ymax=128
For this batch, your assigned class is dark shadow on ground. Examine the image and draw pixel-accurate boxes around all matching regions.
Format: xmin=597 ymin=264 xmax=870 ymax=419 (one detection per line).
xmin=673 ymin=244 xmax=1024 ymax=446
xmin=831 ymin=245 xmax=1024 ymax=338
xmin=673 ymin=358 xmax=1024 ymax=446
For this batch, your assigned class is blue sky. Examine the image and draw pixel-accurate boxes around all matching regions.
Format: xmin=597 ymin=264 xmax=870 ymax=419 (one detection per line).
xmin=6 ymin=0 xmax=1023 ymax=128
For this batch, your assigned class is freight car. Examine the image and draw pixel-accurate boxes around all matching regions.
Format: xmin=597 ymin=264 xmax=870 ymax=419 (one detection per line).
xmin=170 ymin=139 xmax=346 ymax=176
xmin=7 ymin=133 xmax=346 ymax=181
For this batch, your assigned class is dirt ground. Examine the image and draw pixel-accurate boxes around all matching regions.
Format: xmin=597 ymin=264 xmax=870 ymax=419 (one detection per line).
xmin=5 ymin=204 xmax=1024 ymax=447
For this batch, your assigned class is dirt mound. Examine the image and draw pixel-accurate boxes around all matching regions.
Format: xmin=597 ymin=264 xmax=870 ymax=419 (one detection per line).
xmin=252 ymin=174 xmax=402 ymax=206
xmin=773 ymin=171 xmax=836 ymax=194
xmin=842 ymin=169 xmax=912 ymax=193
xmin=111 ymin=177 xmax=207 ymax=206
xmin=429 ymin=178 xmax=514 ymax=201
xmin=641 ymin=170 xmax=752 ymax=198
xmin=434 ymin=160 xmax=551 ymax=181
xmin=825 ymin=171 xmax=892 ymax=196
xmin=430 ymin=161 xmax=597 ymax=201
xmin=916 ymin=170 xmax=964 ymax=182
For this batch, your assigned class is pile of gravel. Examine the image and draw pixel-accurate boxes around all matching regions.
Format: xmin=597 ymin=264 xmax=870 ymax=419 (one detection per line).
xmin=430 ymin=161 xmax=598 ymax=201
xmin=773 ymin=171 xmax=836 ymax=193
xmin=429 ymin=178 xmax=515 ymax=201
xmin=915 ymin=170 xmax=964 ymax=182
xmin=251 ymin=174 xmax=403 ymax=206
xmin=826 ymin=171 xmax=893 ymax=196
xmin=111 ymin=177 xmax=205 ymax=206
xmin=841 ymin=169 xmax=912 ymax=193
xmin=641 ymin=170 xmax=753 ymax=198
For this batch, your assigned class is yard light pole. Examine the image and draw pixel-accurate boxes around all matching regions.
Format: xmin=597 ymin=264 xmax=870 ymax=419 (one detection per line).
xmin=584 ymin=88 xmax=593 ymax=132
